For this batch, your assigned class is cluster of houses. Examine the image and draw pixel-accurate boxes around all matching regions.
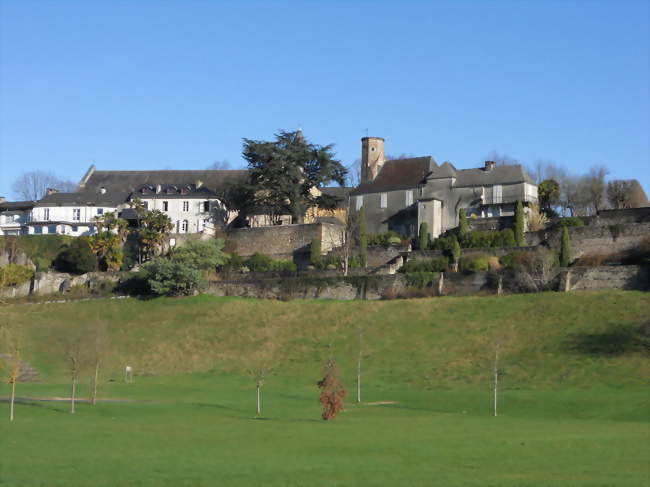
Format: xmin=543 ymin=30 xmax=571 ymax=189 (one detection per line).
xmin=0 ymin=136 xmax=539 ymax=242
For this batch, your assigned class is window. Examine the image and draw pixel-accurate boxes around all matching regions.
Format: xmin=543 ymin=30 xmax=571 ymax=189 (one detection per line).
xmin=97 ymin=208 xmax=104 ymax=215
xmin=34 ymin=226 xmax=43 ymax=234
xmin=43 ymin=209 xmax=50 ymax=221
xmin=405 ymin=191 xmax=413 ymax=206
xmin=355 ymin=195 xmax=364 ymax=211
xmin=203 ymin=201 xmax=210 ymax=212
xmin=73 ymin=209 xmax=81 ymax=221
xmin=380 ymin=193 xmax=387 ymax=209
xmin=163 ymin=201 xmax=169 ymax=212
xmin=182 ymin=201 xmax=189 ymax=212
xmin=493 ymin=185 xmax=503 ymax=204
xmin=181 ymin=220 xmax=188 ymax=233
xmin=48 ymin=225 xmax=57 ymax=234
xmin=72 ymin=225 xmax=78 ymax=232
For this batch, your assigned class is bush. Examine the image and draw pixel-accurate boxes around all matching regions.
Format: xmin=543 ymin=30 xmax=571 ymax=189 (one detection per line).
xmin=0 ymin=264 xmax=34 ymax=288
xmin=168 ymin=238 xmax=228 ymax=271
xmin=405 ymin=272 xmax=438 ymax=288
xmin=348 ymin=255 xmax=363 ymax=268
xmin=418 ymin=223 xmax=429 ymax=250
xmin=404 ymin=256 xmax=448 ymax=273
xmin=553 ymin=217 xmax=584 ymax=228
xmin=271 ymin=259 xmax=297 ymax=276
xmin=54 ymin=237 xmax=98 ymax=274
xmin=366 ymin=231 xmax=404 ymax=247
xmin=144 ymin=258 xmax=204 ymax=296
xmin=245 ymin=253 xmax=275 ymax=272
xmin=515 ymin=200 xmax=525 ymax=246
xmin=458 ymin=229 xmax=518 ymax=249
xmin=458 ymin=253 xmax=490 ymax=273
xmin=6 ymin=235 xmax=73 ymax=271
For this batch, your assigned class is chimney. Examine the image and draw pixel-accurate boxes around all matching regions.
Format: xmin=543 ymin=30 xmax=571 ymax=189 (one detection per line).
xmin=46 ymin=188 xmax=59 ymax=196
xmin=484 ymin=161 xmax=496 ymax=171
xmin=361 ymin=137 xmax=385 ymax=184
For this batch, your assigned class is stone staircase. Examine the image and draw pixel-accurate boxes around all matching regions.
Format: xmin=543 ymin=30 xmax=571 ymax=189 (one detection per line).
xmin=0 ymin=354 xmax=40 ymax=382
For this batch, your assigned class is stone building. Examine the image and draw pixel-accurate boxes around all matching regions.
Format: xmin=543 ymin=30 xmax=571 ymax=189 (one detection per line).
xmin=349 ymin=137 xmax=538 ymax=239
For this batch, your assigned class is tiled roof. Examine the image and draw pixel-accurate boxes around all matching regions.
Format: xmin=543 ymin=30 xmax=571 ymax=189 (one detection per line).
xmin=350 ymin=157 xmax=437 ymax=195
xmin=454 ymin=165 xmax=535 ymax=187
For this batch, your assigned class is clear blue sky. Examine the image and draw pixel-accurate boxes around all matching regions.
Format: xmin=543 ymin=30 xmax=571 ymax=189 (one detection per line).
xmin=1 ymin=1 xmax=648 ymax=198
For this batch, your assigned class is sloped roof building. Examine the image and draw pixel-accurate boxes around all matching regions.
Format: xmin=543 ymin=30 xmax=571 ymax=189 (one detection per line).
xmin=350 ymin=137 xmax=538 ymax=239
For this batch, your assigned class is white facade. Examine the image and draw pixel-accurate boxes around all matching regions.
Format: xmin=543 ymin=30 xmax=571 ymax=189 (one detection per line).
xmin=0 ymin=212 xmax=30 ymax=236
xmin=138 ymin=196 xmax=225 ymax=234
xmin=27 ymin=205 xmax=118 ymax=236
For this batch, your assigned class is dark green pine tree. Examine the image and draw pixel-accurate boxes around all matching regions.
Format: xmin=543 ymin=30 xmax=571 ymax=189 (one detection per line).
xmin=242 ymin=130 xmax=347 ymax=224
xmin=514 ymin=200 xmax=525 ymax=246
xmin=419 ymin=222 xmax=429 ymax=250
xmin=560 ymin=226 xmax=571 ymax=267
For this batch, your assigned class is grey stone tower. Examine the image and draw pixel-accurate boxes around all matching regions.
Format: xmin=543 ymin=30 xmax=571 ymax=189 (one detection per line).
xmin=361 ymin=137 xmax=385 ymax=184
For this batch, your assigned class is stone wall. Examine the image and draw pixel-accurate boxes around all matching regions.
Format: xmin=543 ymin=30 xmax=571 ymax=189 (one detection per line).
xmin=468 ymin=216 xmax=515 ymax=232
xmin=559 ymin=265 xmax=649 ymax=291
xmin=0 ymin=271 xmax=123 ymax=299
xmin=227 ymin=222 xmax=344 ymax=259
xmin=526 ymin=222 xmax=650 ymax=259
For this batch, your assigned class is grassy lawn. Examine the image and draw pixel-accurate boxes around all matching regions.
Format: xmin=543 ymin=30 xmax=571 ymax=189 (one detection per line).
xmin=1 ymin=291 xmax=649 ymax=486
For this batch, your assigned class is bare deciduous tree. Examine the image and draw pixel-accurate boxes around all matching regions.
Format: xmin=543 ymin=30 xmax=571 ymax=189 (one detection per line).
xmin=1 ymin=319 xmax=23 ymax=422
xmin=207 ymin=159 xmax=231 ymax=170
xmin=59 ymin=329 xmax=90 ymax=414
xmin=90 ymin=319 xmax=110 ymax=406
xmin=607 ymin=180 xmax=649 ymax=209
xmin=11 ymin=171 xmax=77 ymax=201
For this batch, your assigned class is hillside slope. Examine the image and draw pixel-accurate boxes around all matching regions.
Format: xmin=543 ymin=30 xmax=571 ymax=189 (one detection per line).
xmin=3 ymin=290 xmax=649 ymax=388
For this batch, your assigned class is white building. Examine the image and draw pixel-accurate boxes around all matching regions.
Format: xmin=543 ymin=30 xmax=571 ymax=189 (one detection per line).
xmin=127 ymin=183 xmax=228 ymax=234
xmin=0 ymin=201 xmax=34 ymax=236
xmin=27 ymin=192 xmax=119 ymax=236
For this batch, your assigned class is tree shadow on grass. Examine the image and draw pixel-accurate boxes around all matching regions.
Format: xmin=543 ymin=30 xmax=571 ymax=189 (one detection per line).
xmin=568 ymin=326 xmax=650 ymax=356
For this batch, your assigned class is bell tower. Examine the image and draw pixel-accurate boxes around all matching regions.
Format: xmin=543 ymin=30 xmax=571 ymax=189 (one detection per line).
xmin=361 ymin=137 xmax=385 ymax=183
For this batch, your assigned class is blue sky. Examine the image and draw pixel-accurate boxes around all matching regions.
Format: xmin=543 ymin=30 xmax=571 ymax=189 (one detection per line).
xmin=1 ymin=1 xmax=648 ymax=198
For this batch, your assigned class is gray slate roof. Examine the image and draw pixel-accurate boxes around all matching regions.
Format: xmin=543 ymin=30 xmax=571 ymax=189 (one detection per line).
xmin=80 ymin=168 xmax=249 ymax=205
xmin=453 ymin=164 xmax=535 ymax=187
xmin=0 ymin=200 xmax=35 ymax=212
xmin=35 ymin=192 xmax=121 ymax=208
xmin=132 ymin=184 xmax=219 ymax=199
xmin=350 ymin=157 xmax=437 ymax=195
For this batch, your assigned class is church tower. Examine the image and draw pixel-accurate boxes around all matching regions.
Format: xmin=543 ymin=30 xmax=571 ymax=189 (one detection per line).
xmin=361 ymin=137 xmax=385 ymax=183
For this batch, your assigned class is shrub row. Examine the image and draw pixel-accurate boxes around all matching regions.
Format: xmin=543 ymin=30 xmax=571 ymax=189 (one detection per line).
xmin=366 ymin=231 xmax=404 ymax=247
xmin=432 ymin=229 xmax=517 ymax=250
xmin=404 ymin=256 xmax=448 ymax=273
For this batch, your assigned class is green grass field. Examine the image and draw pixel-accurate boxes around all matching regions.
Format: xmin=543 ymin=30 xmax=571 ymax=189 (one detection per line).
xmin=1 ymin=291 xmax=649 ymax=486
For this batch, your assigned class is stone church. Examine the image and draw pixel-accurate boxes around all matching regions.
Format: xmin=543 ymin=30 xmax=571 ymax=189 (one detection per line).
xmin=349 ymin=137 xmax=538 ymax=239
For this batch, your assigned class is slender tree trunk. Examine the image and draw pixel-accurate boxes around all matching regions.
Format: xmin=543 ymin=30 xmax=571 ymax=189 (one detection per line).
xmin=91 ymin=360 xmax=99 ymax=406
xmin=357 ymin=330 xmax=362 ymax=403
xmin=71 ymin=372 xmax=77 ymax=414
xmin=256 ymin=382 xmax=261 ymax=416
xmin=493 ymin=347 xmax=499 ymax=417
xmin=10 ymin=378 xmax=16 ymax=422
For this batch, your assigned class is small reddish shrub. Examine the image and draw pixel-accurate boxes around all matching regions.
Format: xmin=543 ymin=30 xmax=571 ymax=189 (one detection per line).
xmin=317 ymin=360 xmax=347 ymax=420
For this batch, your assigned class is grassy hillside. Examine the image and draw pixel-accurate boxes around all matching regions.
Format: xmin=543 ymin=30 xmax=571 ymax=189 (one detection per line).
xmin=3 ymin=290 xmax=649 ymax=387
xmin=1 ymin=291 xmax=649 ymax=486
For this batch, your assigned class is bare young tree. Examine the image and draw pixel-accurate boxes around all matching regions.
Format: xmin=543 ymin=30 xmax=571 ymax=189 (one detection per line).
xmin=1 ymin=320 xmax=23 ymax=422
xmin=11 ymin=170 xmax=77 ymax=201
xmin=59 ymin=329 xmax=89 ymax=414
xmin=345 ymin=159 xmax=361 ymax=188
xmin=90 ymin=319 xmax=110 ymax=406
xmin=356 ymin=325 xmax=363 ymax=403
xmin=493 ymin=342 xmax=500 ymax=417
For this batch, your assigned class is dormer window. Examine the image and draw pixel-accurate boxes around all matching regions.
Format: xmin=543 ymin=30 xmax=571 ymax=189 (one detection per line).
xmin=180 ymin=187 xmax=189 ymax=195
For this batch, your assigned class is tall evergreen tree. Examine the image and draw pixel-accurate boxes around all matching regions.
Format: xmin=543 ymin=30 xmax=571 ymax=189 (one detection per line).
xmin=419 ymin=222 xmax=429 ymax=250
xmin=242 ymin=130 xmax=347 ymax=224
xmin=358 ymin=206 xmax=367 ymax=267
xmin=560 ymin=226 xmax=571 ymax=267
xmin=458 ymin=208 xmax=469 ymax=237
xmin=514 ymin=200 xmax=525 ymax=246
